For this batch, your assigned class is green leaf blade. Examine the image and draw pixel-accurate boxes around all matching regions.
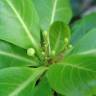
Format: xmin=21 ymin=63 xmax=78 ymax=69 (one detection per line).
xmin=71 ymin=13 xmax=96 ymax=45
xmin=71 ymin=28 xmax=96 ymax=55
xmin=0 ymin=40 xmax=39 ymax=69
xmin=0 ymin=0 xmax=40 ymax=49
xmin=33 ymin=0 xmax=72 ymax=30
xmin=47 ymin=55 xmax=96 ymax=96
xmin=49 ymin=22 xmax=71 ymax=55
xmin=0 ymin=67 xmax=46 ymax=96
xmin=33 ymin=77 xmax=53 ymax=96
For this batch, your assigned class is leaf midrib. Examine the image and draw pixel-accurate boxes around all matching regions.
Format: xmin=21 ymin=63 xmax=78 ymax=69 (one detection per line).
xmin=9 ymin=73 xmax=36 ymax=96
xmin=54 ymin=26 xmax=62 ymax=51
xmin=0 ymin=51 xmax=35 ymax=64
xmin=50 ymin=0 xmax=58 ymax=25
xmin=8 ymin=68 xmax=46 ymax=96
xmin=5 ymin=0 xmax=38 ymax=49
xmin=78 ymin=49 xmax=96 ymax=55
xmin=62 ymin=63 xmax=96 ymax=73
xmin=48 ymin=0 xmax=58 ymax=54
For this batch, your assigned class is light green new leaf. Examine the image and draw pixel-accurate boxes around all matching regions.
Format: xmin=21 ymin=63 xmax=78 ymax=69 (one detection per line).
xmin=71 ymin=28 xmax=96 ymax=55
xmin=0 ymin=0 xmax=40 ymax=49
xmin=33 ymin=0 xmax=72 ymax=30
xmin=33 ymin=77 xmax=53 ymax=96
xmin=49 ymin=22 xmax=71 ymax=55
xmin=71 ymin=13 xmax=96 ymax=45
xmin=0 ymin=40 xmax=39 ymax=69
xmin=47 ymin=55 xmax=96 ymax=96
xmin=0 ymin=67 xmax=46 ymax=96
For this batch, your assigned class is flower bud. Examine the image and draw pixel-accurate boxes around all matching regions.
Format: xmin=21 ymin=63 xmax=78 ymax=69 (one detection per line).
xmin=42 ymin=51 xmax=45 ymax=56
xmin=51 ymin=50 xmax=56 ymax=56
xmin=27 ymin=48 xmax=35 ymax=56
xmin=64 ymin=37 xmax=69 ymax=44
xmin=68 ymin=44 xmax=73 ymax=49
xmin=43 ymin=31 xmax=48 ymax=38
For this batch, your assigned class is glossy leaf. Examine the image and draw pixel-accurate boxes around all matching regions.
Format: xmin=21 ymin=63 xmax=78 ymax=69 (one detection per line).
xmin=0 ymin=40 xmax=39 ymax=69
xmin=33 ymin=0 xmax=72 ymax=30
xmin=71 ymin=28 xmax=96 ymax=55
xmin=33 ymin=77 xmax=53 ymax=96
xmin=0 ymin=67 xmax=46 ymax=96
xmin=0 ymin=0 xmax=40 ymax=49
xmin=49 ymin=22 xmax=71 ymax=55
xmin=47 ymin=54 xmax=96 ymax=96
xmin=71 ymin=13 xmax=96 ymax=45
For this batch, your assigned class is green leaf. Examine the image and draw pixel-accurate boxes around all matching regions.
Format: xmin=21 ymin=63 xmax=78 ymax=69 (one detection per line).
xmin=0 ymin=0 xmax=40 ymax=49
xmin=49 ymin=22 xmax=71 ymax=55
xmin=0 ymin=40 xmax=39 ymax=69
xmin=0 ymin=67 xmax=46 ymax=96
xmin=71 ymin=13 xmax=96 ymax=45
xmin=33 ymin=0 xmax=72 ymax=30
xmin=71 ymin=28 xmax=96 ymax=55
xmin=33 ymin=77 xmax=53 ymax=96
xmin=47 ymin=54 xmax=96 ymax=96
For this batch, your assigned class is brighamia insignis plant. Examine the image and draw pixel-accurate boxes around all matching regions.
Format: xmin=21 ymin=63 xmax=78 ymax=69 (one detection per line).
xmin=0 ymin=0 xmax=96 ymax=96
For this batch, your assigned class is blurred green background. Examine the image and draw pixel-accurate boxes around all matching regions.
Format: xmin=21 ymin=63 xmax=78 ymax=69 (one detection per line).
xmin=71 ymin=0 xmax=96 ymax=16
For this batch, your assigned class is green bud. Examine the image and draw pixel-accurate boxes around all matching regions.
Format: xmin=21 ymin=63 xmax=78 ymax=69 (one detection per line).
xmin=43 ymin=31 xmax=48 ymax=37
xmin=51 ymin=50 xmax=56 ymax=56
xmin=45 ymin=57 xmax=48 ymax=60
xmin=42 ymin=51 xmax=45 ymax=56
xmin=68 ymin=44 xmax=73 ymax=49
xmin=27 ymin=48 xmax=35 ymax=56
xmin=64 ymin=37 xmax=69 ymax=44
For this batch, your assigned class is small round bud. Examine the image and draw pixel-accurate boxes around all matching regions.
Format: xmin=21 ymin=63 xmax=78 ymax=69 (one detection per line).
xmin=64 ymin=37 xmax=69 ymax=44
xmin=43 ymin=31 xmax=48 ymax=37
xmin=27 ymin=48 xmax=35 ymax=56
xmin=42 ymin=51 xmax=45 ymax=56
xmin=68 ymin=44 xmax=73 ymax=49
xmin=51 ymin=50 xmax=56 ymax=56
xmin=45 ymin=57 xmax=48 ymax=60
xmin=45 ymin=44 xmax=48 ymax=47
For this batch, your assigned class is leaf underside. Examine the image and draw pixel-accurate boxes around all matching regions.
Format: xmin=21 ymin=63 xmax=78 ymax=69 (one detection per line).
xmin=71 ymin=13 xmax=96 ymax=45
